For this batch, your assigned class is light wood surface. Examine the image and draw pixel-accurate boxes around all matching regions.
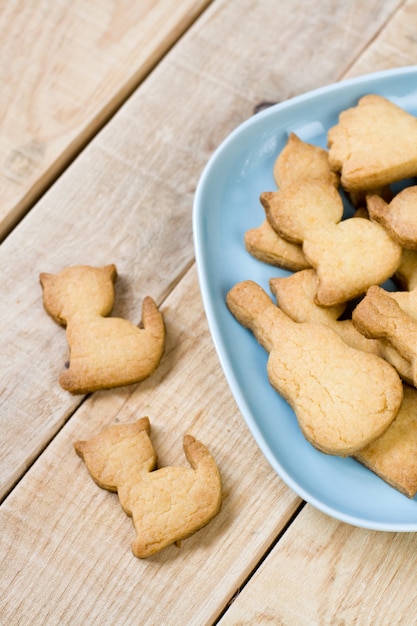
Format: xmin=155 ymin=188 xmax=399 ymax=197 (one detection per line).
xmin=219 ymin=505 xmax=417 ymax=625
xmin=2 ymin=0 xmax=417 ymax=624
xmin=0 ymin=0 xmax=211 ymax=238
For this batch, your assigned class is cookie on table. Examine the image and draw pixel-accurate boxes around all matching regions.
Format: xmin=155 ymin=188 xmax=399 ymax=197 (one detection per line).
xmin=40 ymin=264 xmax=165 ymax=394
xmin=74 ymin=417 xmax=222 ymax=558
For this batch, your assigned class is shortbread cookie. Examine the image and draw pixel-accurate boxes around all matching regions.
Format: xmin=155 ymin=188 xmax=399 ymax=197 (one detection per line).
xmin=273 ymin=132 xmax=339 ymax=188
xmin=270 ymin=270 xmax=412 ymax=380
xmin=269 ymin=270 xmax=379 ymax=354
xmin=367 ymin=187 xmax=417 ymax=249
xmin=226 ymin=280 xmax=403 ymax=456
xmin=74 ymin=417 xmax=222 ymax=558
xmin=261 ymin=179 xmax=343 ymax=245
xmin=302 ymin=217 xmax=402 ymax=306
xmin=352 ymin=281 xmax=417 ymax=383
xmin=328 ymin=94 xmax=417 ymax=191
xmin=40 ymin=264 xmax=165 ymax=393
xmin=355 ymin=384 xmax=417 ymax=498
xmin=352 ymin=285 xmax=417 ymax=384
xmin=244 ymin=220 xmax=311 ymax=271
xmin=245 ymin=135 xmax=337 ymax=270
xmin=261 ymin=183 xmax=402 ymax=306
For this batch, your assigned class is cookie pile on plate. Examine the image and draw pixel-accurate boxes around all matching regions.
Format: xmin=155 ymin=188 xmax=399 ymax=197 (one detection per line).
xmin=227 ymin=94 xmax=417 ymax=498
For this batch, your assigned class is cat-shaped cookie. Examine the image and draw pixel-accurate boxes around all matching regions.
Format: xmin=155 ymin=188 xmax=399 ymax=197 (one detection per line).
xmin=328 ymin=94 xmax=417 ymax=191
xmin=367 ymin=188 xmax=417 ymax=249
xmin=269 ymin=269 xmax=412 ymax=383
xmin=269 ymin=272 xmax=417 ymax=497
xmin=227 ymin=280 xmax=403 ymax=456
xmin=40 ymin=264 xmax=165 ymax=393
xmin=353 ymin=285 xmax=417 ymax=387
xmin=244 ymin=133 xmax=335 ymax=272
xmin=261 ymin=180 xmax=402 ymax=306
xmin=74 ymin=417 xmax=222 ymax=558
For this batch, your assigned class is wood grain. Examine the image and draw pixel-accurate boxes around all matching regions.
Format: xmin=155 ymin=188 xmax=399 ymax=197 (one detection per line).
xmin=342 ymin=0 xmax=417 ymax=78
xmin=219 ymin=506 xmax=417 ymax=625
xmin=0 ymin=0 xmax=211 ymax=238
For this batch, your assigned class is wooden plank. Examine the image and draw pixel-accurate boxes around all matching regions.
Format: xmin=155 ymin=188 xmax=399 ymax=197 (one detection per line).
xmin=0 ymin=265 xmax=300 ymax=626
xmin=342 ymin=0 xmax=417 ymax=78
xmin=218 ymin=506 xmax=417 ymax=625
xmin=0 ymin=0 xmax=212 ymax=238
xmin=0 ymin=0 xmax=401 ymax=503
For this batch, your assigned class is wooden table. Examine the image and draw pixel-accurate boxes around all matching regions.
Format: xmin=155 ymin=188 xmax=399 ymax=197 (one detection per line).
xmin=2 ymin=1 xmax=417 ymax=623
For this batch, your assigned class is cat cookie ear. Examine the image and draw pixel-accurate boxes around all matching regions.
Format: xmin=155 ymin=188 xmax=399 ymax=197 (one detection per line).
xmin=39 ymin=272 xmax=53 ymax=286
xmin=39 ymin=272 xmax=68 ymax=326
xmin=103 ymin=264 xmax=117 ymax=283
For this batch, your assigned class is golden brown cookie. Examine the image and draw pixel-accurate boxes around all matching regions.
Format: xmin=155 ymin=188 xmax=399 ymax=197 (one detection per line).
xmin=269 ymin=269 xmax=379 ymax=354
xmin=273 ymin=132 xmax=338 ymax=188
xmin=245 ymin=134 xmax=337 ymax=271
xmin=269 ymin=274 xmax=417 ymax=498
xmin=355 ymin=384 xmax=417 ymax=498
xmin=261 ymin=182 xmax=402 ymax=306
xmin=261 ymin=179 xmax=343 ymax=244
xmin=367 ymin=187 xmax=417 ymax=249
xmin=74 ymin=417 xmax=222 ymax=558
xmin=302 ymin=216 xmax=402 ymax=306
xmin=244 ymin=220 xmax=311 ymax=271
xmin=328 ymin=94 xmax=417 ymax=191
xmin=226 ymin=280 xmax=403 ymax=456
xmin=40 ymin=264 xmax=165 ymax=393
xmin=352 ymin=285 xmax=417 ymax=384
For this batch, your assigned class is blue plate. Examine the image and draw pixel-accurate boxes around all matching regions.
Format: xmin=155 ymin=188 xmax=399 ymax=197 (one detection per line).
xmin=193 ymin=66 xmax=417 ymax=531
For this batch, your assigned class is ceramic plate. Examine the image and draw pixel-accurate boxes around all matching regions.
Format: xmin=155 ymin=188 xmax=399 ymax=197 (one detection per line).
xmin=193 ymin=66 xmax=417 ymax=531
